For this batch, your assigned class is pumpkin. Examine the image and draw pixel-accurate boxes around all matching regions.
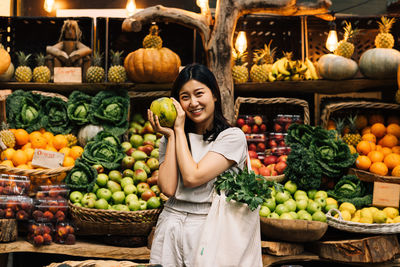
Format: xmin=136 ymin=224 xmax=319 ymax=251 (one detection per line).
xmin=359 ymin=48 xmax=400 ymax=79
xmin=317 ymin=54 xmax=358 ymax=80
xmin=124 ymin=47 xmax=181 ymax=83
xmin=77 ymin=124 xmax=104 ymax=147
xmin=0 ymin=44 xmax=11 ymax=75
xmin=0 ymin=62 xmax=14 ymax=81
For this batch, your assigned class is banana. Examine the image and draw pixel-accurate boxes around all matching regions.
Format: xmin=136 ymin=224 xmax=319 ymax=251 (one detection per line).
xmin=276 ymin=73 xmax=284 ymax=81
xmin=271 ymin=61 xmax=279 ymax=76
xmin=297 ymin=61 xmax=308 ymax=74
xmin=277 ymin=58 xmax=291 ymax=76
xmin=291 ymin=74 xmax=301 ymax=81
xmin=305 ymin=58 xmax=319 ymax=80
xmin=268 ymin=72 xmax=276 ymax=82
xmin=304 ymin=69 xmax=312 ymax=80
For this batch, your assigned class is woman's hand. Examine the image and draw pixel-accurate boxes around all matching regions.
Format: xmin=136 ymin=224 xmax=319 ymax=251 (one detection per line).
xmin=147 ymin=109 xmax=174 ymax=138
xmin=171 ymin=98 xmax=186 ymax=131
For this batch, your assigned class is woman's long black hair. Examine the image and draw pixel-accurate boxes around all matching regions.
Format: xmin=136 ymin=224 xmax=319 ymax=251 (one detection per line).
xmin=171 ymin=63 xmax=231 ymax=142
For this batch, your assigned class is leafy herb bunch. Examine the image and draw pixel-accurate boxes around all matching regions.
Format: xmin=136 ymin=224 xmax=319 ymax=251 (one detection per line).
xmin=214 ymin=168 xmax=280 ymax=211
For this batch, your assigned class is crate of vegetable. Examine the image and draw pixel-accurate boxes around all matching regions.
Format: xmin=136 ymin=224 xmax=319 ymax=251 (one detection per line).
xmin=320 ymin=100 xmax=400 ymax=182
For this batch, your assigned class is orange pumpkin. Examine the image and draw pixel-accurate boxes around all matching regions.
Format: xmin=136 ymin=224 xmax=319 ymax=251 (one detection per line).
xmin=0 ymin=44 xmax=11 ymax=75
xmin=124 ymin=47 xmax=181 ymax=83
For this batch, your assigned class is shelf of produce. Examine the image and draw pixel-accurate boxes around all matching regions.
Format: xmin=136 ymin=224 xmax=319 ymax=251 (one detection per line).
xmin=0 ymin=237 xmax=151 ymax=260
xmin=0 ymin=82 xmax=173 ymax=95
xmin=234 ymin=79 xmax=397 ymax=95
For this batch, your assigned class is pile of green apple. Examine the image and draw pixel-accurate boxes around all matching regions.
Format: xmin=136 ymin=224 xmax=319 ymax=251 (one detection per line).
xmin=260 ymin=181 xmax=339 ymax=223
xmin=69 ymin=113 xmax=164 ymax=212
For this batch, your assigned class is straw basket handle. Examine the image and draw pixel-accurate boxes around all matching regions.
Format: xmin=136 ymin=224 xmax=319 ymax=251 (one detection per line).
xmin=326 ymin=208 xmax=343 ymax=220
xmin=234 ymin=97 xmax=310 ymax=125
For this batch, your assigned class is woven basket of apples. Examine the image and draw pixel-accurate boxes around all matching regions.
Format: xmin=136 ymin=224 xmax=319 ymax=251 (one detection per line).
xmin=320 ymin=100 xmax=400 ymax=182
xmin=234 ymin=97 xmax=310 ymax=182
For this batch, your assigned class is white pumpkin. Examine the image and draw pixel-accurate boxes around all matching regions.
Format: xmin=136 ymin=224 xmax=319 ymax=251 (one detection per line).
xmin=317 ymin=54 xmax=359 ymax=80
xmin=78 ymin=124 xmax=104 ymax=147
xmin=359 ymin=48 xmax=400 ymax=79
xmin=0 ymin=63 xmax=14 ymax=81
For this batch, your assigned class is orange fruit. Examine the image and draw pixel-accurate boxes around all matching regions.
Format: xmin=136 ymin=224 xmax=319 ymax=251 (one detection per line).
xmin=357 ymin=140 xmax=374 ymax=155
xmin=356 ymin=115 xmax=368 ymax=130
xmin=29 ymin=131 xmax=42 ymax=142
xmin=14 ymin=129 xmax=29 ymax=146
xmin=59 ymin=147 xmax=71 ymax=156
xmin=21 ymin=143 xmax=32 ymax=150
xmin=11 ymin=150 xmax=28 ymax=167
xmin=31 ymin=136 xmax=47 ymax=149
xmin=392 ymin=166 xmax=400 ymax=177
xmin=356 ymin=155 xmax=372 ymax=170
xmin=369 ymin=162 xmax=389 ymax=176
xmin=388 ymin=116 xmax=400 ymax=125
xmin=369 ymin=114 xmax=385 ymax=125
xmin=53 ymin=135 xmax=68 ymax=150
xmin=384 ymin=153 xmax=400 ymax=169
xmin=24 ymin=148 xmax=35 ymax=161
xmin=69 ymin=146 xmax=84 ymax=160
xmin=362 ymin=127 xmax=371 ymax=135
xmin=379 ymin=134 xmax=398 ymax=148
xmin=16 ymin=164 xmax=29 ymax=169
xmin=42 ymin=131 xmax=54 ymax=143
xmin=381 ymin=147 xmax=393 ymax=157
xmin=1 ymin=148 xmax=16 ymax=161
xmin=45 ymin=146 xmax=57 ymax=152
xmin=376 ymin=145 xmax=383 ymax=151
xmin=368 ymin=150 xmax=384 ymax=163
xmin=387 ymin=124 xmax=400 ymax=138
xmin=392 ymin=146 xmax=400 ymax=154
xmin=0 ymin=160 xmax=14 ymax=167
xmin=362 ymin=133 xmax=376 ymax=143
xmin=371 ymin=123 xmax=386 ymax=138
xmin=63 ymin=156 xmax=75 ymax=167
xmin=27 ymin=161 xmax=33 ymax=169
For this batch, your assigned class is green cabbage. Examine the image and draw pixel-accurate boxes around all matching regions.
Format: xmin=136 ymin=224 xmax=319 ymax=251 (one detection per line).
xmin=65 ymin=159 xmax=97 ymax=192
xmin=67 ymin=91 xmax=92 ymax=125
xmin=40 ymin=96 xmax=72 ymax=135
xmin=82 ymin=140 xmax=124 ymax=170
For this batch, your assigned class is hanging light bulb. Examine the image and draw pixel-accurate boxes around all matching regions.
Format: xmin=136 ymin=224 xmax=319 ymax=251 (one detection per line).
xmin=126 ymin=0 xmax=137 ymax=16
xmin=235 ymin=31 xmax=247 ymax=54
xmin=326 ymin=21 xmax=338 ymax=52
xmin=44 ymin=0 xmax=55 ymax=13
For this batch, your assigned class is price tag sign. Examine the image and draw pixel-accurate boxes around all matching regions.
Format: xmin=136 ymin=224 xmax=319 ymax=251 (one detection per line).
xmin=32 ymin=149 xmax=65 ymax=169
xmin=372 ymin=181 xmax=400 ymax=208
xmin=54 ymin=67 xmax=82 ymax=83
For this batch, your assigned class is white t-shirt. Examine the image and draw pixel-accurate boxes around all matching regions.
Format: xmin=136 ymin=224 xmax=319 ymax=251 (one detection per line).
xmin=158 ymin=127 xmax=247 ymax=214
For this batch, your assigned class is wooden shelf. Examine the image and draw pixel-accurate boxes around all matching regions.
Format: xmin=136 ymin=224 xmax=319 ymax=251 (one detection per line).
xmin=235 ymin=79 xmax=397 ymax=95
xmin=0 ymin=237 xmax=150 ymax=260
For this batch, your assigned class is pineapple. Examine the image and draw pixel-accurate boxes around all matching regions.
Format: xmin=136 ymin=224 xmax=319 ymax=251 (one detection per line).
xmin=107 ymin=50 xmax=127 ymax=83
xmin=250 ymin=41 xmax=276 ymax=83
xmin=33 ymin=53 xmax=51 ymax=83
xmin=375 ymin=16 xmax=396 ymax=48
xmin=334 ymin=117 xmax=345 ymax=140
xmin=232 ymin=49 xmax=248 ymax=84
xmin=14 ymin=52 xmax=32 ymax=82
xmin=334 ymin=21 xmax=358 ymax=58
xmin=143 ymin=25 xmax=162 ymax=49
xmin=64 ymin=134 xmax=77 ymax=147
xmin=86 ymin=51 xmax=105 ymax=83
xmin=342 ymin=115 xmax=362 ymax=146
xmin=0 ymin=122 xmax=16 ymax=149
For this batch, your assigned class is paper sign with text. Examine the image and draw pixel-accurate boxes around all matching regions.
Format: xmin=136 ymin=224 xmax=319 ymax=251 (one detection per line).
xmin=32 ymin=149 xmax=65 ymax=169
xmin=54 ymin=67 xmax=82 ymax=83
xmin=372 ymin=181 xmax=400 ymax=208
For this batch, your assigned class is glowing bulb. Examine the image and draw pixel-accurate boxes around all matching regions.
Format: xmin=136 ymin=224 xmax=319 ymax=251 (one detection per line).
xmin=196 ymin=0 xmax=209 ymax=10
xmin=326 ymin=30 xmax=338 ymax=52
xmin=235 ymin=31 xmax=247 ymax=54
xmin=126 ymin=0 xmax=137 ymax=16
xmin=44 ymin=0 xmax=55 ymax=13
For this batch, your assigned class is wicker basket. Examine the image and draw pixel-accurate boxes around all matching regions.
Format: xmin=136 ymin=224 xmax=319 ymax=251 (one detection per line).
xmin=69 ymin=201 xmax=162 ymax=236
xmin=349 ymin=168 xmax=400 ymax=184
xmin=326 ymin=209 xmax=400 ymax=234
xmin=0 ymin=91 xmax=72 ymax=191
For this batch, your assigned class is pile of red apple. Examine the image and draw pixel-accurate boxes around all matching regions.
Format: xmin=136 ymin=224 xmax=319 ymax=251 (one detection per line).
xmin=0 ymin=195 xmax=33 ymax=220
xmin=237 ymin=115 xmax=267 ymax=135
xmin=250 ymin=153 xmax=287 ymax=177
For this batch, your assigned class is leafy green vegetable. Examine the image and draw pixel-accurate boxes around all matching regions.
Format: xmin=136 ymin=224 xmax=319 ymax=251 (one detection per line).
xmin=40 ymin=96 xmax=72 ymax=135
xmin=82 ymin=139 xmax=124 ymax=170
xmin=214 ymin=168 xmax=276 ymax=211
xmin=89 ymin=90 xmax=129 ymax=136
xmin=6 ymin=90 xmax=43 ymax=132
xmin=93 ymin=131 xmax=121 ymax=147
xmin=64 ymin=159 xmax=97 ymax=192
xmin=67 ymin=91 xmax=92 ymax=125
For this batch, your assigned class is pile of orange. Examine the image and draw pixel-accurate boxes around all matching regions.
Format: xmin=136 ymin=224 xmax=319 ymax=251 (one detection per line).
xmin=0 ymin=128 xmax=83 ymax=169
xmin=355 ymin=115 xmax=400 ymax=177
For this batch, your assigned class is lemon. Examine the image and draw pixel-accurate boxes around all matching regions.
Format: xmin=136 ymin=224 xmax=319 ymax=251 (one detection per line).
xmin=372 ymin=210 xmax=387 ymax=223
xmin=334 ymin=213 xmax=339 ymax=218
xmin=351 ymin=217 xmax=360 ymax=223
xmin=393 ymin=216 xmax=400 ymax=223
xmin=383 ymin=207 xmax=399 ymax=219
xmin=339 ymin=202 xmax=356 ymax=215
xmin=387 ymin=218 xmax=394 ymax=223
xmin=360 ymin=208 xmax=373 ymax=219
xmin=326 ymin=197 xmax=338 ymax=206
xmin=353 ymin=210 xmax=361 ymax=218
xmin=340 ymin=210 xmax=352 ymax=221
xmin=368 ymin=207 xmax=380 ymax=216
xmin=359 ymin=217 xmax=373 ymax=224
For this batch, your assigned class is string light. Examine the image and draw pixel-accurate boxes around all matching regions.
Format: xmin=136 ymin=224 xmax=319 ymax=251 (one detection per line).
xmin=235 ymin=31 xmax=247 ymax=54
xmin=126 ymin=0 xmax=137 ymax=16
xmin=44 ymin=0 xmax=55 ymax=13
xmin=326 ymin=21 xmax=338 ymax=52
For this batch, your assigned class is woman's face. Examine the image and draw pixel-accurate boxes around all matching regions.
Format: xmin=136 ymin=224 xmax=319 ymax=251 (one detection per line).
xmin=178 ymin=79 xmax=217 ymax=132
